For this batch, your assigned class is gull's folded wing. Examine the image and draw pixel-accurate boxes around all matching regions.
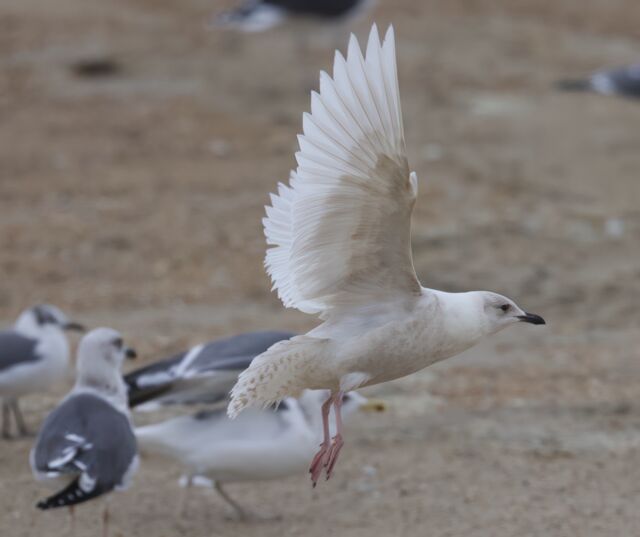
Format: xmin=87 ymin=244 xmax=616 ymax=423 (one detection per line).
xmin=263 ymin=25 xmax=421 ymax=318
xmin=32 ymin=394 xmax=137 ymax=508
xmin=0 ymin=331 xmax=40 ymax=372
xmin=125 ymin=331 xmax=296 ymax=408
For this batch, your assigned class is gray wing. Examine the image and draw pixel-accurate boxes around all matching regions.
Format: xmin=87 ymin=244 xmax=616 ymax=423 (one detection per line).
xmin=125 ymin=331 xmax=295 ymax=408
xmin=32 ymin=393 xmax=137 ymax=509
xmin=0 ymin=330 xmax=40 ymax=373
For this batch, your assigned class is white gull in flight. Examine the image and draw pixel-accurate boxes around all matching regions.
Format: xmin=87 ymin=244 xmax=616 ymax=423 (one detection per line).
xmin=228 ymin=24 xmax=546 ymax=485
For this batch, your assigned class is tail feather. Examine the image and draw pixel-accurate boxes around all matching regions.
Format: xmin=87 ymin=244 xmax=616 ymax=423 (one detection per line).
xmin=36 ymin=478 xmax=106 ymax=510
xmin=227 ymin=336 xmax=327 ymax=418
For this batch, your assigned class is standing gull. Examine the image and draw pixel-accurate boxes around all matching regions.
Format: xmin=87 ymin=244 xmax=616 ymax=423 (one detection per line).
xmin=228 ymin=24 xmax=546 ymax=485
xmin=0 ymin=304 xmax=84 ymax=438
xmin=125 ymin=331 xmax=294 ymax=409
xmin=136 ymin=389 xmax=384 ymax=519
xmin=31 ymin=328 xmax=138 ymax=534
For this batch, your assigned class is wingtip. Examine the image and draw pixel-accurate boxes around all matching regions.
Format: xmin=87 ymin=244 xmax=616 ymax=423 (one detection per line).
xmin=384 ymin=24 xmax=395 ymax=45
xmin=366 ymin=22 xmax=382 ymax=53
xmin=347 ymin=32 xmax=362 ymax=59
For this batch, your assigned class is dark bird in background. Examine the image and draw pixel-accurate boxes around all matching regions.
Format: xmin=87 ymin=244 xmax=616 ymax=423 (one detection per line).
xmin=556 ymin=63 xmax=640 ymax=99
xmin=215 ymin=0 xmax=375 ymax=33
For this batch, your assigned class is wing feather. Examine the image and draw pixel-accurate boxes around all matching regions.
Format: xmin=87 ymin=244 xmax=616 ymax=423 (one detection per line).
xmin=264 ymin=25 xmax=420 ymax=318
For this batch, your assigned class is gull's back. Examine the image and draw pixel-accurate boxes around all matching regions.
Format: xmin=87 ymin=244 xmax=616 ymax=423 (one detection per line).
xmin=32 ymin=392 xmax=137 ymax=508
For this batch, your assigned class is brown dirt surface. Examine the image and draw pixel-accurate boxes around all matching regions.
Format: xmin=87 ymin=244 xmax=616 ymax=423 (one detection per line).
xmin=1 ymin=0 xmax=640 ymax=535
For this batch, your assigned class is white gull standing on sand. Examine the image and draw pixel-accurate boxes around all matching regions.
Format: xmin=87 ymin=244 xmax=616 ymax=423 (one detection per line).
xmin=31 ymin=328 xmax=138 ymax=535
xmin=136 ymin=390 xmax=385 ymax=519
xmin=228 ymin=24 xmax=546 ymax=485
xmin=0 ymin=305 xmax=84 ymax=438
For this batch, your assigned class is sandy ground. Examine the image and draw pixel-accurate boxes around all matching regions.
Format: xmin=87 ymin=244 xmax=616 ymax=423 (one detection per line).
xmin=1 ymin=0 xmax=640 ymax=535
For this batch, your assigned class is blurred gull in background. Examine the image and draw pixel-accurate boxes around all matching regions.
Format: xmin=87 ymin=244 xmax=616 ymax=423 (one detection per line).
xmin=556 ymin=63 xmax=640 ymax=99
xmin=228 ymin=24 xmax=546 ymax=485
xmin=136 ymin=389 xmax=385 ymax=520
xmin=215 ymin=0 xmax=375 ymax=33
xmin=125 ymin=330 xmax=295 ymax=409
xmin=31 ymin=328 xmax=138 ymax=536
xmin=0 ymin=305 xmax=84 ymax=439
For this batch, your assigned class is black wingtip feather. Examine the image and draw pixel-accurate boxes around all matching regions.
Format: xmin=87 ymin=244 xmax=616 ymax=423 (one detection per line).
xmin=35 ymin=478 xmax=106 ymax=510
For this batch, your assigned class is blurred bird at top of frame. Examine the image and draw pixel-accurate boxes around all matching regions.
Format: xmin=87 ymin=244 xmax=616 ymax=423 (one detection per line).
xmin=0 ymin=304 xmax=84 ymax=439
xmin=227 ymin=24 xmax=546 ymax=486
xmin=30 ymin=328 xmax=138 ymax=537
xmin=214 ymin=0 xmax=376 ymax=33
xmin=556 ymin=63 xmax=640 ymax=99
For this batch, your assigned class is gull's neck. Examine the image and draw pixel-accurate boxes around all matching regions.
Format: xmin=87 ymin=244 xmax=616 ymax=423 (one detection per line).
xmin=75 ymin=361 xmax=129 ymax=414
xmin=14 ymin=312 xmax=60 ymax=340
xmin=427 ymin=289 xmax=491 ymax=348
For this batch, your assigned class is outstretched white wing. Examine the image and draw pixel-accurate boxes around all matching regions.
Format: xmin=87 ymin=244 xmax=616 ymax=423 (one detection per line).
xmin=264 ymin=25 xmax=421 ymax=318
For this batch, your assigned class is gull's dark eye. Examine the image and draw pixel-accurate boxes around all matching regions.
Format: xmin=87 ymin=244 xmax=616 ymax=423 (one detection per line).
xmin=112 ymin=337 xmax=123 ymax=349
xmin=500 ymin=304 xmax=510 ymax=313
xmin=342 ymin=394 xmax=351 ymax=403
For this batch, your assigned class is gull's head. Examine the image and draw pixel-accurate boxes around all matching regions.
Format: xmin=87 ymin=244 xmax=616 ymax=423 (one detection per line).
xmin=476 ymin=292 xmax=546 ymax=334
xmin=76 ymin=328 xmax=137 ymax=381
xmin=15 ymin=304 xmax=86 ymax=336
xmin=298 ymin=390 xmax=387 ymax=436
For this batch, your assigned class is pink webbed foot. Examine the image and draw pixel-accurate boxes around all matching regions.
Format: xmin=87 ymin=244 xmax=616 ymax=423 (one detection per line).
xmin=325 ymin=434 xmax=344 ymax=480
xmin=309 ymin=442 xmax=330 ymax=487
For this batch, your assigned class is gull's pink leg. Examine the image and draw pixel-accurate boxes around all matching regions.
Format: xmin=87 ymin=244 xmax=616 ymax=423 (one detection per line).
xmin=309 ymin=392 xmax=334 ymax=486
xmin=325 ymin=391 xmax=345 ymax=480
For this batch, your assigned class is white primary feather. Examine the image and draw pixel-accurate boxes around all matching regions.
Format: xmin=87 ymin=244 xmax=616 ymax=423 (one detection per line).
xmin=263 ymin=24 xmax=421 ymax=320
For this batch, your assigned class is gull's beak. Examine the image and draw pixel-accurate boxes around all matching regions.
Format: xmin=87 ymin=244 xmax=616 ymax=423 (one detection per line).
xmin=125 ymin=347 xmax=137 ymax=359
xmin=63 ymin=322 xmax=86 ymax=333
xmin=517 ymin=312 xmax=546 ymax=325
xmin=359 ymin=398 xmax=387 ymax=413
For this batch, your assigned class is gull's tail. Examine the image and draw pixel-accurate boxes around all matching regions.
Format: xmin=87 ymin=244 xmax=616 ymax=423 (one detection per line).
xmin=227 ymin=336 xmax=328 ymax=418
xmin=36 ymin=478 xmax=106 ymax=510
